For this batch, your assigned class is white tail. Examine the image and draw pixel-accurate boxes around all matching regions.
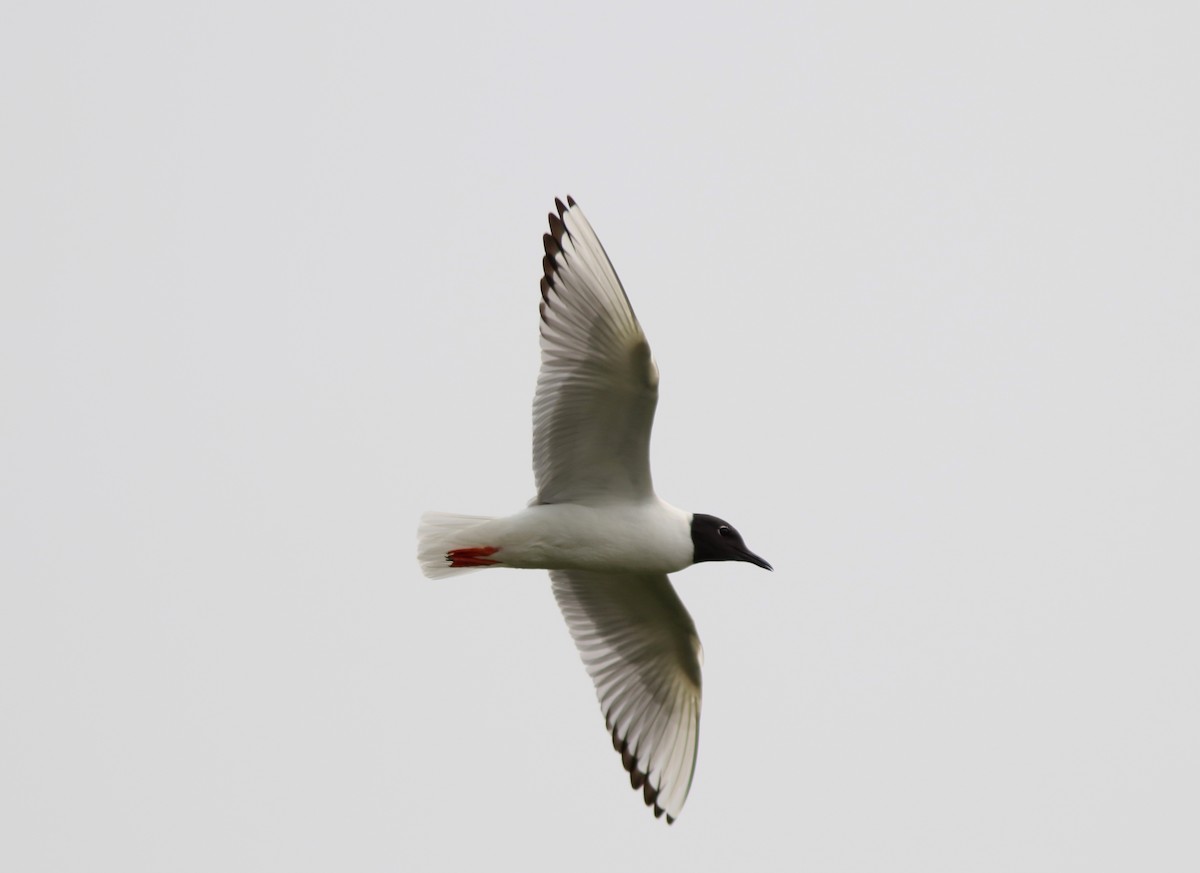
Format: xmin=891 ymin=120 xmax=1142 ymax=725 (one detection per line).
xmin=417 ymin=512 xmax=497 ymax=579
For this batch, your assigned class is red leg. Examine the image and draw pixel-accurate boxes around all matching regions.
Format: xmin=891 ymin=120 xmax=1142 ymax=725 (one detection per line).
xmin=446 ymin=546 xmax=502 ymax=568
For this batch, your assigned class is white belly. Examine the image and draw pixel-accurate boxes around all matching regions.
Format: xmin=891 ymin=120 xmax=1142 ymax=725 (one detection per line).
xmin=478 ymin=500 xmax=693 ymax=574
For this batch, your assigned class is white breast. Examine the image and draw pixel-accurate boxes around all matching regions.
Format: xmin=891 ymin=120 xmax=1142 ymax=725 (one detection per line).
xmin=480 ymin=500 xmax=693 ymax=574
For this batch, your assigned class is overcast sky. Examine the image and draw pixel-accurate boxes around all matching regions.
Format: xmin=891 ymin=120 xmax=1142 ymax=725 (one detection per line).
xmin=3 ymin=2 xmax=1198 ymax=871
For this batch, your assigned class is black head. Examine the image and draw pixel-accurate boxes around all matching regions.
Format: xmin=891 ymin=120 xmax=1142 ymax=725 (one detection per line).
xmin=690 ymin=513 xmax=772 ymax=570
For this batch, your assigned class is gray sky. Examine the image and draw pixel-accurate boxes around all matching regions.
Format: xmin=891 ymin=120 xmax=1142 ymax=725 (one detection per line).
xmin=3 ymin=2 xmax=1198 ymax=871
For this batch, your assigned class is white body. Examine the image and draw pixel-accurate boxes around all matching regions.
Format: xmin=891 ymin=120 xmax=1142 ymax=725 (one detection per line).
xmin=419 ymin=500 xmax=693 ymax=578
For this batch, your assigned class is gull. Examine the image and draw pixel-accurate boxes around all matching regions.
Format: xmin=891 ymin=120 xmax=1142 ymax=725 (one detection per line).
xmin=418 ymin=196 xmax=771 ymax=822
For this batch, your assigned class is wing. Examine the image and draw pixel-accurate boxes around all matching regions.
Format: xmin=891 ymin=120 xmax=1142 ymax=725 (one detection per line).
xmin=535 ymin=197 xmax=659 ymax=505
xmin=551 ymin=569 xmax=702 ymax=823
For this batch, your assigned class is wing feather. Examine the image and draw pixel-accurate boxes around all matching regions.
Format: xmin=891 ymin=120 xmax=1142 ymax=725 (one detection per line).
xmin=534 ymin=198 xmax=659 ymax=504
xmin=551 ymin=569 xmax=702 ymax=823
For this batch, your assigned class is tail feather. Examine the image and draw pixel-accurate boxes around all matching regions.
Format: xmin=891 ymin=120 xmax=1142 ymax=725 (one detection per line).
xmin=418 ymin=512 xmax=497 ymax=579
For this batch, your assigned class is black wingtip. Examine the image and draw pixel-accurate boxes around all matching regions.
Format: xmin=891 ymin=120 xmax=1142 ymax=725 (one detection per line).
xmin=612 ymin=727 xmax=672 ymax=821
xmin=554 ymin=197 xmax=568 ymax=217
xmin=566 ymin=194 xmax=577 ymax=207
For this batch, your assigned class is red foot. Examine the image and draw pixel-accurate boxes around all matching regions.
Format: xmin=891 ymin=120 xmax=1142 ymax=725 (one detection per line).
xmin=447 ymin=546 xmax=502 ymax=568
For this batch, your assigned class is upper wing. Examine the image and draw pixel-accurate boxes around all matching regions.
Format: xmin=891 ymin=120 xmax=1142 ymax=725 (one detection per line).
xmin=534 ymin=197 xmax=659 ymax=505
xmin=551 ymin=569 xmax=702 ymax=823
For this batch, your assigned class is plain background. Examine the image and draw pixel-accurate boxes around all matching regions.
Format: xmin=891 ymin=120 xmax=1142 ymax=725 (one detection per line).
xmin=3 ymin=2 xmax=1198 ymax=870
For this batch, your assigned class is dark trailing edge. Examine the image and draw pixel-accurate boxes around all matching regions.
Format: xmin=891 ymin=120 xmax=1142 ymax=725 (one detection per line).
xmin=611 ymin=721 xmax=674 ymax=823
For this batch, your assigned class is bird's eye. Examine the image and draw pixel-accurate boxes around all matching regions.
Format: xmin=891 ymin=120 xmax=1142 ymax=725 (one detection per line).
xmin=718 ymin=525 xmax=732 ymax=537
